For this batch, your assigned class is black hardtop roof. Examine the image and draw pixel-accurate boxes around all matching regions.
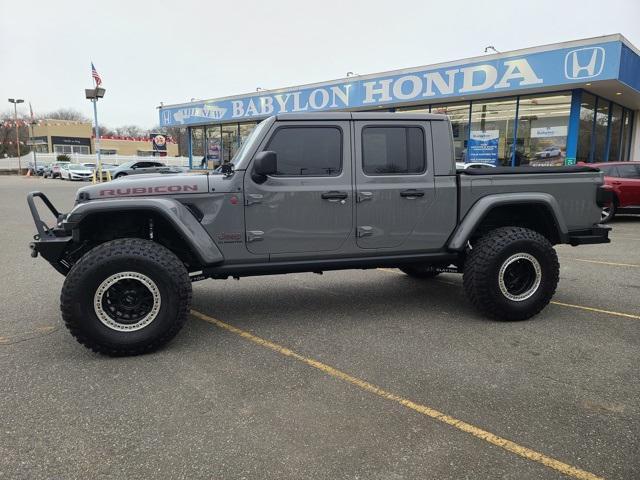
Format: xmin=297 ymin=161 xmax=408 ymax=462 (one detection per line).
xmin=275 ymin=112 xmax=448 ymax=121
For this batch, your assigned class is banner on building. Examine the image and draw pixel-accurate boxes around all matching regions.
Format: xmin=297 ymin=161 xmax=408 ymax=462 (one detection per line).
xmin=468 ymin=130 xmax=500 ymax=165
xmin=150 ymin=133 xmax=167 ymax=156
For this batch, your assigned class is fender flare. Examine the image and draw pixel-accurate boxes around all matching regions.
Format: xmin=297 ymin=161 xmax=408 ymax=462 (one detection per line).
xmin=64 ymin=198 xmax=224 ymax=266
xmin=447 ymin=193 xmax=569 ymax=251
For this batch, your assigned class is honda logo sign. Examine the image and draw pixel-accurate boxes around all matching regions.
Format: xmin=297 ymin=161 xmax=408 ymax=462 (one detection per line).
xmin=564 ymin=47 xmax=605 ymax=80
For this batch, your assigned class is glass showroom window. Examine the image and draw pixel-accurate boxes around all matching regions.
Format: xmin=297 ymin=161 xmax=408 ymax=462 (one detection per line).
xmin=469 ymin=98 xmax=516 ymax=166
xmin=431 ymin=102 xmax=469 ymax=163
xmin=205 ymin=125 xmax=222 ymax=168
xmin=593 ymin=99 xmax=610 ymax=162
xmin=514 ymin=93 xmax=571 ymax=166
xmin=239 ymin=122 xmax=258 ymax=146
xmin=608 ymin=104 xmax=623 ymax=161
xmin=620 ymin=109 xmax=634 ymax=161
xmin=576 ymin=92 xmax=596 ymax=163
xmin=221 ymin=124 xmax=240 ymax=163
xmin=191 ymin=127 xmax=205 ymax=166
xmin=397 ymin=105 xmax=431 ymax=114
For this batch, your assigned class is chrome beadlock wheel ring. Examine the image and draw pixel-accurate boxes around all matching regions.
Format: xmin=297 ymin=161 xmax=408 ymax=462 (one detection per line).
xmin=94 ymin=272 xmax=161 ymax=332
xmin=498 ymin=253 xmax=542 ymax=302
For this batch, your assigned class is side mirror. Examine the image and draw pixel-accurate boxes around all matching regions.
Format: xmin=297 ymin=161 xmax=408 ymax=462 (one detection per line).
xmin=252 ymin=151 xmax=277 ymax=183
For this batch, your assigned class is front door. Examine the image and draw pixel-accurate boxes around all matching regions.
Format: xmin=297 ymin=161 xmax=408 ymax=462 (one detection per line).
xmin=243 ymin=121 xmax=353 ymax=257
xmin=354 ymin=120 xmax=435 ymax=249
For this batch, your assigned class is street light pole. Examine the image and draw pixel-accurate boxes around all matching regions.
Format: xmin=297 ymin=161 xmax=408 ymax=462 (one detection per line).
xmin=85 ymin=87 xmax=106 ymax=181
xmin=8 ymin=98 xmax=24 ymax=173
xmin=92 ymin=97 xmax=101 ymax=173
xmin=30 ymin=121 xmax=37 ymax=173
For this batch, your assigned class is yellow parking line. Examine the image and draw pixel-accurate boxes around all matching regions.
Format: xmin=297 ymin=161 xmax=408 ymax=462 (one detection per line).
xmin=378 ymin=268 xmax=639 ymax=320
xmin=571 ymin=258 xmax=640 ymax=268
xmin=550 ymin=301 xmax=640 ymax=320
xmin=191 ymin=308 xmax=603 ymax=480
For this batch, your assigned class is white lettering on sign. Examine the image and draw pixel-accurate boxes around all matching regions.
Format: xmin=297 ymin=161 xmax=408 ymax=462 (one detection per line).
xmin=423 ymin=69 xmax=458 ymax=96
xmin=495 ymin=59 xmax=543 ymax=89
xmin=459 ymin=65 xmax=498 ymax=93
xmin=362 ymin=79 xmax=393 ymax=104
xmin=164 ymin=57 xmax=547 ymax=124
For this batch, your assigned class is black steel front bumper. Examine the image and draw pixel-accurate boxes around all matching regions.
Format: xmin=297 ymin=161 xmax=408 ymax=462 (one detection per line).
xmin=27 ymin=191 xmax=72 ymax=274
xmin=567 ymin=225 xmax=611 ymax=246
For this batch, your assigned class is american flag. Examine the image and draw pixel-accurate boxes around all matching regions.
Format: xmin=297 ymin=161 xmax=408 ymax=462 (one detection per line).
xmin=91 ymin=62 xmax=102 ymax=86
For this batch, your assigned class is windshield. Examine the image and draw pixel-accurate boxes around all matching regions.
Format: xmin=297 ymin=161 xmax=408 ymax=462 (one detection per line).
xmin=68 ymin=164 xmax=90 ymax=170
xmin=229 ymin=119 xmax=272 ymax=169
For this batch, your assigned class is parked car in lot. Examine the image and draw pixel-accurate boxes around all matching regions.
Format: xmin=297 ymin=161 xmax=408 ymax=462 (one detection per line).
xmin=27 ymin=162 xmax=46 ymax=176
xmin=111 ymin=160 xmax=181 ymax=178
xmin=591 ymin=161 xmax=640 ymax=222
xmin=59 ymin=163 xmax=93 ymax=181
xmin=44 ymin=163 xmax=64 ymax=178
xmin=535 ymin=146 xmax=562 ymax=159
xmin=28 ymin=112 xmax=612 ymax=356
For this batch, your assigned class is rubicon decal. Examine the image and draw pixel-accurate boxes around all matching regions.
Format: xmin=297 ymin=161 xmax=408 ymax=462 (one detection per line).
xmin=99 ymin=185 xmax=199 ymax=197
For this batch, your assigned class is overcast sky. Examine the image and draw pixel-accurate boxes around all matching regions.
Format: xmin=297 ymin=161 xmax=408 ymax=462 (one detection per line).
xmin=1 ymin=0 xmax=638 ymax=129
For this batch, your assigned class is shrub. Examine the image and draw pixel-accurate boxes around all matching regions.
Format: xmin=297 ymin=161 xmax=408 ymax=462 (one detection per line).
xmin=57 ymin=154 xmax=71 ymax=162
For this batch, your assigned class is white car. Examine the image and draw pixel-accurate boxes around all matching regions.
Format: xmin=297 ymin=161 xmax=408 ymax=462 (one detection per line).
xmin=456 ymin=162 xmax=497 ymax=170
xmin=535 ymin=147 xmax=561 ymax=159
xmin=59 ymin=163 xmax=94 ymax=181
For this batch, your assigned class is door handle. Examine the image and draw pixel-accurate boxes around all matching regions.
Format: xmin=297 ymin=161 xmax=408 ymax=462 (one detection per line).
xmin=357 ymin=191 xmax=373 ymax=203
xmin=321 ymin=191 xmax=348 ymax=201
xmin=611 ymin=181 xmax=622 ymax=185
xmin=246 ymin=193 xmax=263 ymax=205
xmin=246 ymin=230 xmax=264 ymax=243
xmin=400 ymin=189 xmax=425 ymax=198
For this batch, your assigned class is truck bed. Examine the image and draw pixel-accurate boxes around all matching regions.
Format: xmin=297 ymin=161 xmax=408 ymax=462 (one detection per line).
xmin=457 ymin=167 xmax=604 ymax=232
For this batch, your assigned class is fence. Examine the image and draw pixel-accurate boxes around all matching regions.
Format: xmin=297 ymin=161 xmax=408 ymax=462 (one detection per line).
xmin=0 ymin=153 xmax=191 ymax=170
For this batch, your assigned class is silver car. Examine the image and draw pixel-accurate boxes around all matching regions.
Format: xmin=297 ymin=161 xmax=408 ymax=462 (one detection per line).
xmin=111 ymin=160 xmax=180 ymax=179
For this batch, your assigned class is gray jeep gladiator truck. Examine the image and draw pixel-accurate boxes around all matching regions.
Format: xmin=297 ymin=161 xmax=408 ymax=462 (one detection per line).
xmin=28 ymin=112 xmax=612 ymax=356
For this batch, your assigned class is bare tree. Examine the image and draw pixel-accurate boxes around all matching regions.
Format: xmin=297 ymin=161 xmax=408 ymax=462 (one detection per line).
xmin=114 ymin=125 xmax=146 ymax=138
xmin=0 ymin=111 xmax=31 ymax=158
xmin=44 ymin=108 xmax=90 ymax=122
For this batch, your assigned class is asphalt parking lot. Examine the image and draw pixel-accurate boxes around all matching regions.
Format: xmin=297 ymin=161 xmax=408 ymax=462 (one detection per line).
xmin=1 ymin=175 xmax=638 ymax=480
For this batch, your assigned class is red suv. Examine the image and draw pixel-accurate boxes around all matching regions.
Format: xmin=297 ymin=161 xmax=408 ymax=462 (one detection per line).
xmin=590 ymin=162 xmax=640 ymax=222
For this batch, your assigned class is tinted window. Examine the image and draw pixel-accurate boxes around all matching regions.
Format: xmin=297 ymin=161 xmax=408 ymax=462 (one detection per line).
xmin=362 ymin=127 xmax=425 ymax=175
xmin=617 ymin=164 xmax=640 ymax=179
xmin=266 ymin=127 xmax=342 ymax=176
xmin=599 ymin=165 xmax=619 ymax=177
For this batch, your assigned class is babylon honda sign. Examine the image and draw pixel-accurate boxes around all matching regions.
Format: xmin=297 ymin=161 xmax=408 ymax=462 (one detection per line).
xmin=159 ymin=40 xmax=622 ymax=127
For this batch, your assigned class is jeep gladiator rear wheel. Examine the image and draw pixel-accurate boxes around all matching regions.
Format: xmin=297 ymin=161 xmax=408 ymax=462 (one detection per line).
xmin=463 ymin=227 xmax=559 ymax=321
xmin=61 ymin=238 xmax=192 ymax=356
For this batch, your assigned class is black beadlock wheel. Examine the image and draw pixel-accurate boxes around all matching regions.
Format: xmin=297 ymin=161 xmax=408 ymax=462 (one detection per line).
xmin=399 ymin=264 xmax=440 ymax=279
xmin=61 ymin=238 xmax=192 ymax=356
xmin=463 ymin=227 xmax=559 ymax=321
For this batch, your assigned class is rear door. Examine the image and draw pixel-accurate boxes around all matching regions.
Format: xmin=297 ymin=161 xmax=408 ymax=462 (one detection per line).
xmin=243 ymin=121 xmax=353 ymax=257
xmin=615 ymin=164 xmax=640 ymax=206
xmin=354 ymin=120 xmax=435 ymax=249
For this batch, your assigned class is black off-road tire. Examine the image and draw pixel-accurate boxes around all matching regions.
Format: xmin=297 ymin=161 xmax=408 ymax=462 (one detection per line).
xmin=61 ymin=238 xmax=192 ymax=356
xmin=463 ymin=227 xmax=559 ymax=321
xmin=399 ymin=265 xmax=441 ymax=279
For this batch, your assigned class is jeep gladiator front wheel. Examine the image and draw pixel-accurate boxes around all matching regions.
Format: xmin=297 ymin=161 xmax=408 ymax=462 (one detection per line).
xmin=463 ymin=227 xmax=559 ymax=321
xmin=61 ymin=238 xmax=192 ymax=356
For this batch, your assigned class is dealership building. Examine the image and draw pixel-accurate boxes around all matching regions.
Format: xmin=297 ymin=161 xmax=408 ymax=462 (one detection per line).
xmin=159 ymin=34 xmax=639 ymax=168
